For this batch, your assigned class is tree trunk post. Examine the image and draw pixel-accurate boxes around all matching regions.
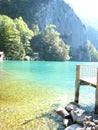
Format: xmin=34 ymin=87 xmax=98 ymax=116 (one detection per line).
xmin=74 ymin=65 xmax=80 ymax=103
xmin=95 ymin=68 xmax=98 ymax=114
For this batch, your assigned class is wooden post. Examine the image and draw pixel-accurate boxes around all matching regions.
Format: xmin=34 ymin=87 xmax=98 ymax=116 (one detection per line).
xmin=95 ymin=68 xmax=98 ymax=114
xmin=74 ymin=65 xmax=80 ymax=103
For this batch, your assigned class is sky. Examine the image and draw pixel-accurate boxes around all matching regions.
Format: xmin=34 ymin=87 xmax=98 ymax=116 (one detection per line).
xmin=65 ymin=0 xmax=98 ymax=27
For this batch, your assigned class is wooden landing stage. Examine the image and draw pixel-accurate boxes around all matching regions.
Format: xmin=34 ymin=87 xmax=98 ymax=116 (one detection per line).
xmin=74 ymin=65 xmax=98 ymax=114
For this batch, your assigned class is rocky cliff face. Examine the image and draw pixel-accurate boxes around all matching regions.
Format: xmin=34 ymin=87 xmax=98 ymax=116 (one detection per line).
xmin=87 ymin=26 xmax=98 ymax=51
xmin=34 ymin=0 xmax=88 ymax=60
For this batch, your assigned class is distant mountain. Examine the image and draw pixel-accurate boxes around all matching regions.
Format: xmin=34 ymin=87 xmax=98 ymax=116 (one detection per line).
xmin=86 ymin=26 xmax=98 ymax=51
xmin=74 ymin=12 xmax=98 ymax=51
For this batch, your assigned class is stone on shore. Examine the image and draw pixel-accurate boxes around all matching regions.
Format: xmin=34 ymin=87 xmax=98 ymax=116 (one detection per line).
xmin=56 ymin=107 xmax=70 ymax=118
xmin=65 ymin=102 xmax=80 ymax=112
xmin=83 ymin=121 xmax=96 ymax=130
xmin=95 ymin=125 xmax=98 ymax=130
xmin=70 ymin=107 xmax=86 ymax=124
xmin=56 ymin=102 xmax=98 ymax=130
xmin=63 ymin=118 xmax=72 ymax=127
xmin=64 ymin=124 xmax=82 ymax=130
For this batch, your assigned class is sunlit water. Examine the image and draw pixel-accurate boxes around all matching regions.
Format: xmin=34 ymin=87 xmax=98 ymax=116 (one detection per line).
xmin=0 ymin=61 xmax=97 ymax=130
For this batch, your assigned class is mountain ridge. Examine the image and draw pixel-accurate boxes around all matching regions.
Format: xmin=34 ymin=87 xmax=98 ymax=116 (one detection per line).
xmin=0 ymin=0 xmax=98 ymax=61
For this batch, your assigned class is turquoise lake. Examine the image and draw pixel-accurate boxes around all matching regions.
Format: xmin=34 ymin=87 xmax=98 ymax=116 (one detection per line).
xmin=0 ymin=61 xmax=98 ymax=130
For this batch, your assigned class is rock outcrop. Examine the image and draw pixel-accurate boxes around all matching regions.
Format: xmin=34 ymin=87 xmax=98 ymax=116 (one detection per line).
xmin=35 ymin=0 xmax=88 ymax=61
xmin=87 ymin=26 xmax=98 ymax=51
xmin=56 ymin=102 xmax=98 ymax=130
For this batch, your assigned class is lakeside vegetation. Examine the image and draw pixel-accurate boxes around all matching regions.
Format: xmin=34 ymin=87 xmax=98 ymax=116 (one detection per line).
xmin=0 ymin=15 xmax=70 ymax=61
xmin=0 ymin=14 xmax=98 ymax=61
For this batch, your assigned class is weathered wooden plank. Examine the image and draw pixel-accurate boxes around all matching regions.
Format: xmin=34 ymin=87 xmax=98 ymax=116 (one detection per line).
xmin=80 ymin=79 xmax=96 ymax=88
xmin=76 ymin=65 xmax=80 ymax=82
xmin=74 ymin=65 xmax=80 ymax=103
xmin=95 ymin=69 xmax=98 ymax=114
xmin=74 ymin=81 xmax=80 ymax=103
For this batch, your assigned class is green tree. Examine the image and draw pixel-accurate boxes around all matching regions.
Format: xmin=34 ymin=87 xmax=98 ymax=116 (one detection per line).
xmin=32 ymin=24 xmax=40 ymax=36
xmin=0 ymin=15 xmax=25 ymax=60
xmin=14 ymin=17 xmax=33 ymax=56
xmin=86 ymin=40 xmax=98 ymax=61
xmin=31 ymin=25 xmax=70 ymax=61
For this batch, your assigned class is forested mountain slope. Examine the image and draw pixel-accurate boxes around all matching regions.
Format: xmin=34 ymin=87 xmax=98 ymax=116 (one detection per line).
xmin=0 ymin=0 xmax=98 ymax=61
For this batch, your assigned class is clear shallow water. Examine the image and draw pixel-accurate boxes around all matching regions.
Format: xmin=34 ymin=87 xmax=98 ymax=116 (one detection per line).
xmin=0 ymin=61 xmax=98 ymax=129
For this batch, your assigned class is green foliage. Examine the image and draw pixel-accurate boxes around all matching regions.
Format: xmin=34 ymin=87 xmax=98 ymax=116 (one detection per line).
xmin=0 ymin=15 xmax=24 ymax=60
xmin=86 ymin=40 xmax=98 ymax=61
xmin=0 ymin=0 xmax=49 ymax=27
xmin=31 ymin=25 xmax=70 ymax=61
xmin=0 ymin=15 xmax=70 ymax=61
xmin=14 ymin=17 xmax=33 ymax=55
xmin=32 ymin=24 xmax=40 ymax=36
xmin=0 ymin=15 xmax=33 ymax=60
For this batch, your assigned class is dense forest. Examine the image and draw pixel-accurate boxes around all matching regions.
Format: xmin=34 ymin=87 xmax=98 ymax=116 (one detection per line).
xmin=0 ymin=0 xmax=98 ymax=61
xmin=0 ymin=15 xmax=70 ymax=60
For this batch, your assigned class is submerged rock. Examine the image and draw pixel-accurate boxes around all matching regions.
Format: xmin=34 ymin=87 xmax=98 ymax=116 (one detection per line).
xmin=64 ymin=124 xmax=82 ymax=130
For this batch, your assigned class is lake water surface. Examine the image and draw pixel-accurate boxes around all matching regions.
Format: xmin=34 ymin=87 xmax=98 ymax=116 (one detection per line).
xmin=0 ymin=61 xmax=97 ymax=130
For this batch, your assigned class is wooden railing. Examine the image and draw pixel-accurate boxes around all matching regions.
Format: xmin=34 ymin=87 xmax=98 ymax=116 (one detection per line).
xmin=74 ymin=65 xmax=98 ymax=114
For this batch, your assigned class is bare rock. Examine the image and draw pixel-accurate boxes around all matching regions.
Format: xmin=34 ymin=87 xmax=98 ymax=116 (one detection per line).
xmin=93 ymin=119 xmax=98 ymax=125
xmin=64 ymin=124 xmax=82 ymax=130
xmin=63 ymin=118 xmax=72 ymax=127
xmin=71 ymin=107 xmax=86 ymax=124
xmin=83 ymin=121 xmax=96 ymax=130
xmin=56 ymin=107 xmax=70 ymax=118
xmin=95 ymin=125 xmax=98 ymax=130
xmin=84 ymin=116 xmax=93 ymax=122
xmin=83 ymin=127 xmax=94 ymax=130
xmin=57 ymin=102 xmax=98 ymax=130
xmin=65 ymin=102 xmax=80 ymax=112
